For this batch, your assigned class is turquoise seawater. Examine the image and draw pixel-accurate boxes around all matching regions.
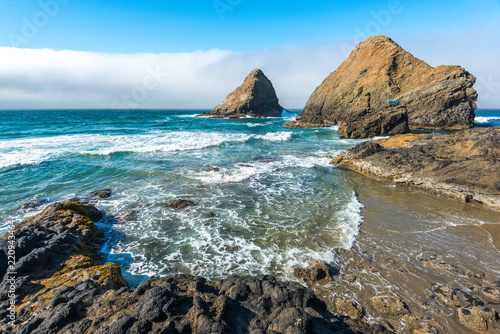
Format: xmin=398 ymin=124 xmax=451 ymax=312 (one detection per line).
xmin=0 ymin=109 xmax=498 ymax=286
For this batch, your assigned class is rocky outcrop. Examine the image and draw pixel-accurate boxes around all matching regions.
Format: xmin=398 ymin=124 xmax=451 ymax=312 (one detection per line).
xmin=167 ymin=199 xmax=197 ymax=210
xmin=332 ymin=127 xmax=500 ymax=209
xmin=289 ymin=36 xmax=477 ymax=131
xmin=202 ymin=69 xmax=284 ymax=118
xmin=291 ymin=259 xmax=336 ymax=284
xmin=457 ymin=306 xmax=497 ymax=332
xmin=0 ymin=201 xmax=390 ymax=334
xmin=0 ymin=200 xmax=126 ymax=333
xmin=370 ymin=296 xmax=409 ymax=317
xmin=337 ymin=104 xmax=410 ymax=139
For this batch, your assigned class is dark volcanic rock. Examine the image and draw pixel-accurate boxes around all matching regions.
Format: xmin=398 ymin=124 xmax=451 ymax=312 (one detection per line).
xmin=87 ymin=188 xmax=112 ymax=199
xmin=20 ymin=198 xmax=49 ymax=210
xmin=205 ymin=69 xmax=284 ymax=118
xmin=167 ymin=199 xmax=197 ymax=210
xmin=457 ymin=306 xmax=497 ymax=332
xmin=0 ymin=201 xmax=126 ymax=333
xmin=332 ymin=127 xmax=500 ymax=209
xmin=290 ymin=36 xmax=477 ymax=131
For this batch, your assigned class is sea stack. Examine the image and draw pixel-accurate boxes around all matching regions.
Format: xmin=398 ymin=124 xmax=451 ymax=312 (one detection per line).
xmin=285 ymin=36 xmax=478 ymax=133
xmin=205 ymin=69 xmax=284 ymax=118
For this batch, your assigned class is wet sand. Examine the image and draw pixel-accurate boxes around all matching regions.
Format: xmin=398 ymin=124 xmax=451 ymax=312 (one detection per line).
xmin=308 ymin=171 xmax=500 ymax=333
xmin=482 ymin=224 xmax=500 ymax=251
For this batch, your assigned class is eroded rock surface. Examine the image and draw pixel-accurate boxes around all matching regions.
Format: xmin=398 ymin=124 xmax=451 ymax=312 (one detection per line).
xmin=332 ymin=127 xmax=500 ymax=209
xmin=203 ymin=69 xmax=284 ymax=118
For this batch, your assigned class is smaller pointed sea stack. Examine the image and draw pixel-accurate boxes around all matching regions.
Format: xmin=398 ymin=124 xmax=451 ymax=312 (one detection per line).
xmin=206 ymin=69 xmax=284 ymax=118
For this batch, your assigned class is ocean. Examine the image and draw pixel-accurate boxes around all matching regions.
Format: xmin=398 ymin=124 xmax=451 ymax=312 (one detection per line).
xmin=1 ymin=108 xmax=499 ymax=294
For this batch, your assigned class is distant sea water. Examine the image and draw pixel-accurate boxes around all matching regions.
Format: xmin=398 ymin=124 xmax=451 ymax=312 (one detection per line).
xmin=0 ymin=109 xmax=498 ymax=287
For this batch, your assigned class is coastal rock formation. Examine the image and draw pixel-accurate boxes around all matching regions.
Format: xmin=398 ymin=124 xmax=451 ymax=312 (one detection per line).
xmin=167 ymin=199 xmax=197 ymax=210
xmin=291 ymin=259 xmax=336 ymax=284
xmin=287 ymin=36 xmax=477 ymax=132
xmin=203 ymin=69 xmax=284 ymax=118
xmin=332 ymin=127 xmax=500 ymax=209
xmin=0 ymin=200 xmax=390 ymax=334
xmin=337 ymin=104 xmax=410 ymax=139
xmin=370 ymin=296 xmax=409 ymax=317
xmin=334 ymin=299 xmax=364 ymax=320
xmin=0 ymin=200 xmax=126 ymax=333
xmin=457 ymin=306 xmax=497 ymax=332
xmin=87 ymin=189 xmax=112 ymax=200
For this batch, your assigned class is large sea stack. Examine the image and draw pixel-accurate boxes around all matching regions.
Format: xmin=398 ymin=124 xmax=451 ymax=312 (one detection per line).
xmin=204 ymin=69 xmax=284 ymax=118
xmin=285 ymin=36 xmax=478 ymax=132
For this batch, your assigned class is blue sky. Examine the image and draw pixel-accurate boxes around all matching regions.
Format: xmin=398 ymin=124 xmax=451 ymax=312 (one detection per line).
xmin=1 ymin=0 xmax=498 ymax=52
xmin=0 ymin=0 xmax=499 ymax=108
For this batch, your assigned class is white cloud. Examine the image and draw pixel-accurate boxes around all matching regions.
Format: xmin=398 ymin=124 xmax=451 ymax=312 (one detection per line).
xmin=0 ymin=32 xmax=499 ymax=109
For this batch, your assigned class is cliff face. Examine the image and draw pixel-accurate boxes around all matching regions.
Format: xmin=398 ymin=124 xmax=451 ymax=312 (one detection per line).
xmin=207 ymin=69 xmax=284 ymax=118
xmin=332 ymin=127 xmax=500 ymax=209
xmin=294 ymin=36 xmax=477 ymax=130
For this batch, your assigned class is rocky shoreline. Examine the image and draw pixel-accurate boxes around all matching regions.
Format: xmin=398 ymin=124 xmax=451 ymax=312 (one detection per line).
xmin=332 ymin=127 xmax=500 ymax=210
xmin=0 ymin=199 xmax=390 ymax=334
xmin=2 ymin=189 xmax=499 ymax=333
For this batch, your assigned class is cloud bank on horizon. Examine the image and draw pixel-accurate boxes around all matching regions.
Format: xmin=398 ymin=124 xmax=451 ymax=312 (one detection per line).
xmin=1 ymin=35 xmax=499 ymax=110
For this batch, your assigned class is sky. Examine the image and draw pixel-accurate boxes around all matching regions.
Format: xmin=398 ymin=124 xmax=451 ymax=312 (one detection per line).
xmin=0 ymin=0 xmax=499 ymax=109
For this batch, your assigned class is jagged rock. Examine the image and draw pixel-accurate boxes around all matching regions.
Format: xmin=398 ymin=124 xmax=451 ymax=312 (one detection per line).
xmin=332 ymin=128 xmax=500 ymax=210
xmin=334 ymin=298 xmax=364 ymax=319
xmin=483 ymin=287 xmax=500 ymax=303
xmin=204 ymin=69 xmax=284 ymax=118
xmin=87 ymin=189 xmax=112 ymax=199
xmin=121 ymin=210 xmax=138 ymax=222
xmin=290 ymin=36 xmax=477 ymax=132
xmin=457 ymin=306 xmax=497 ymax=332
xmin=291 ymin=259 xmax=335 ymax=283
xmin=337 ymin=104 xmax=410 ymax=139
xmin=432 ymin=284 xmax=461 ymax=308
xmin=0 ymin=201 xmax=125 ymax=332
xmin=205 ymin=211 xmax=216 ymax=218
xmin=20 ymin=198 xmax=49 ymax=210
xmin=401 ymin=315 xmax=443 ymax=334
xmin=167 ymin=199 xmax=197 ymax=210
xmin=370 ymin=295 xmax=409 ymax=317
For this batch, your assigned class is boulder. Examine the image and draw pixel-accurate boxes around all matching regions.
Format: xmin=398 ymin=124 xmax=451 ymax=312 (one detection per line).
xmin=370 ymin=295 xmax=409 ymax=317
xmin=167 ymin=199 xmax=197 ymax=210
xmin=205 ymin=69 xmax=284 ymax=118
xmin=290 ymin=36 xmax=477 ymax=132
xmin=334 ymin=298 xmax=364 ymax=319
xmin=457 ymin=306 xmax=497 ymax=332
xmin=291 ymin=259 xmax=335 ymax=283
xmin=87 ymin=189 xmax=112 ymax=199
xmin=20 ymin=198 xmax=49 ymax=210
